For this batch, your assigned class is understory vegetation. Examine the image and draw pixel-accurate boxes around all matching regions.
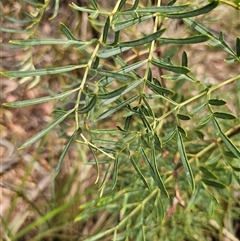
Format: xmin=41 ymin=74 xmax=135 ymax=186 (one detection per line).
xmin=1 ymin=0 xmax=240 ymax=240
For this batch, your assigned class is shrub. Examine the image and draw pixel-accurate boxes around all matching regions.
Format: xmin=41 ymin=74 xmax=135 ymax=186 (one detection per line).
xmin=1 ymin=0 xmax=240 ymax=240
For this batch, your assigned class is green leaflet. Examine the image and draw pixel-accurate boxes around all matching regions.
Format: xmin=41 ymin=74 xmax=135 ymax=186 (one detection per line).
xmin=158 ymin=35 xmax=209 ymax=44
xmin=96 ymin=95 xmax=139 ymax=121
xmin=93 ymin=69 xmax=135 ymax=82
xmin=100 ymin=79 xmax=143 ymax=106
xmin=146 ymin=80 xmax=174 ymax=95
xmin=151 ymin=58 xmax=190 ymax=74
xmin=98 ymin=85 xmax=128 ymax=100
xmin=98 ymin=46 xmax=131 ymax=58
xmin=176 ymin=128 xmax=195 ymax=191
xmin=53 ymin=128 xmax=82 ymax=179
xmin=98 ymin=60 xmax=147 ymax=86
xmin=213 ymin=118 xmax=240 ymax=159
xmin=60 ymin=23 xmax=79 ymax=41
xmin=130 ymin=157 xmax=150 ymax=189
xmin=166 ymin=1 xmax=218 ymax=19
xmin=111 ymin=157 xmax=119 ymax=189
xmin=213 ymin=112 xmax=236 ymax=120
xmin=3 ymin=88 xmax=78 ymax=108
xmin=177 ymin=113 xmax=191 ymax=120
xmin=139 ymin=146 xmax=169 ymax=197
xmin=183 ymin=18 xmax=237 ymax=58
xmin=208 ymin=99 xmax=226 ymax=106
xmin=10 ymin=39 xmax=85 ymax=46
xmin=113 ymin=15 xmax=153 ymax=31
xmin=118 ymin=29 xmax=166 ymax=47
xmin=49 ymin=0 xmax=60 ymax=20
xmin=18 ymin=112 xmax=71 ymax=150
xmin=202 ymin=179 xmax=226 ymax=189
xmin=2 ymin=65 xmax=86 ymax=78
xmin=102 ymin=17 xmax=110 ymax=44
xmin=120 ymin=4 xmax=189 ymax=14
xmin=78 ymin=95 xmax=97 ymax=114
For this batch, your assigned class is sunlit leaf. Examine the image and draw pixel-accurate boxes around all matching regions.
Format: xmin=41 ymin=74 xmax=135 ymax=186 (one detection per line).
xmin=117 ymin=0 xmax=127 ymax=11
xmin=162 ymin=129 xmax=176 ymax=143
xmin=177 ymin=125 xmax=187 ymax=136
xmin=0 ymin=27 xmax=28 ymax=34
xmin=98 ymin=60 xmax=146 ymax=86
xmin=226 ymin=160 xmax=240 ymax=172
xmin=70 ymin=3 xmax=99 ymax=13
xmin=98 ymin=85 xmax=128 ymax=100
xmin=205 ymin=153 xmax=221 ymax=165
xmin=90 ymin=0 xmax=98 ymax=9
xmin=112 ymin=157 xmax=119 ymax=189
xmin=94 ymin=69 xmax=135 ymax=82
xmin=183 ymin=18 xmax=237 ymax=58
xmin=182 ymin=51 xmax=188 ymax=67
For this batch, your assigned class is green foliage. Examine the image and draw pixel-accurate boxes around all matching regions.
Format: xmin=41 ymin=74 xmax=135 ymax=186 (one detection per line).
xmin=1 ymin=0 xmax=240 ymax=240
